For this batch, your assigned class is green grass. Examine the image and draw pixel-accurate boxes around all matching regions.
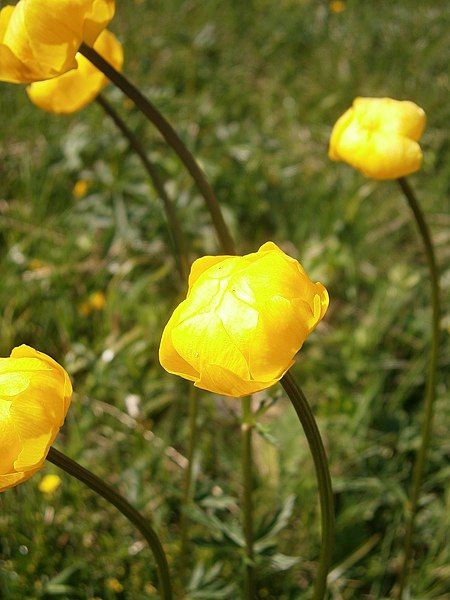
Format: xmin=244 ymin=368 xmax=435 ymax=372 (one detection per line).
xmin=1 ymin=0 xmax=449 ymax=598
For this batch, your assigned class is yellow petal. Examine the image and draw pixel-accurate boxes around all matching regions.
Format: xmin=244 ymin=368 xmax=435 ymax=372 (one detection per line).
xmin=217 ymin=289 xmax=259 ymax=362
xmin=83 ymin=0 xmax=116 ymax=46
xmin=171 ymin=313 xmax=251 ymax=383
xmin=0 ymin=468 xmax=39 ymax=492
xmin=26 ymin=29 xmax=123 ymax=114
xmin=0 ymin=414 xmax=21 ymax=472
xmin=0 ymin=372 xmax=30 ymax=396
xmin=353 ymin=97 xmax=426 ymax=140
xmin=188 ymin=254 xmax=230 ymax=289
xmin=328 ymin=107 xmax=354 ymax=161
xmin=159 ymin=305 xmax=199 ymax=381
xmin=196 ymin=363 xmax=277 ymax=397
xmin=14 ymin=429 xmax=55 ymax=471
xmin=249 ymin=296 xmax=309 ymax=381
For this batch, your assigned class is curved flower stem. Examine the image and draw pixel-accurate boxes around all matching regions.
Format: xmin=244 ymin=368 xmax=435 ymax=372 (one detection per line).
xmin=95 ymin=94 xmax=189 ymax=281
xmin=80 ymin=43 xmax=236 ymax=255
xmin=395 ymin=177 xmax=441 ymax=599
xmin=179 ymin=385 xmax=199 ymax=579
xmin=280 ymin=372 xmax=334 ymax=600
xmin=47 ymin=447 xmax=173 ymax=600
xmin=241 ymin=396 xmax=256 ymax=598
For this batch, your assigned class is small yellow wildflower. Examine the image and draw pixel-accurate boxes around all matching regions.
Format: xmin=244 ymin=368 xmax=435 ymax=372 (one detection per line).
xmin=123 ymin=98 xmax=134 ymax=110
xmin=330 ymin=1 xmax=346 ymax=13
xmin=89 ymin=291 xmax=106 ymax=311
xmin=38 ymin=474 xmax=62 ymax=495
xmin=28 ymin=259 xmax=45 ymax=271
xmin=106 ymin=578 xmax=123 ymax=593
xmin=78 ymin=301 xmax=92 ymax=317
xmin=73 ymin=180 xmax=90 ymax=199
xmin=78 ymin=291 xmax=106 ymax=317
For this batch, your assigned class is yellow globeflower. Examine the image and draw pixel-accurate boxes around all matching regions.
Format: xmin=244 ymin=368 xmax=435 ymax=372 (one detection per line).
xmin=329 ymin=97 xmax=426 ymax=180
xmin=26 ymin=29 xmax=123 ymax=114
xmin=159 ymin=242 xmax=329 ymax=397
xmin=0 ymin=345 xmax=72 ymax=492
xmin=0 ymin=0 xmax=115 ymax=84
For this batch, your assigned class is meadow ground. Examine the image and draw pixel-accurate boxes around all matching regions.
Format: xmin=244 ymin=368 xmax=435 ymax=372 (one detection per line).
xmin=0 ymin=0 xmax=449 ymax=598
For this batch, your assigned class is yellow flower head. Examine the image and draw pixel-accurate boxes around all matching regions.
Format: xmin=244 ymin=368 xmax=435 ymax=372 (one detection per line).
xmin=330 ymin=1 xmax=345 ymax=13
xmin=106 ymin=578 xmax=124 ymax=593
xmin=0 ymin=345 xmax=72 ymax=492
xmin=0 ymin=0 xmax=115 ymax=84
xmin=73 ymin=179 xmax=90 ymax=199
xmin=89 ymin=291 xmax=106 ymax=311
xmin=159 ymin=242 xmax=329 ymax=397
xmin=38 ymin=473 xmax=61 ymax=494
xmin=329 ymin=97 xmax=426 ymax=180
xmin=26 ymin=29 xmax=123 ymax=114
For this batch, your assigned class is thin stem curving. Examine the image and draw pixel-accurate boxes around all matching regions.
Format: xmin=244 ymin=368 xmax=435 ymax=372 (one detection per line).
xmin=241 ymin=396 xmax=256 ymax=598
xmin=179 ymin=385 xmax=199 ymax=579
xmin=47 ymin=447 xmax=173 ymax=600
xmin=395 ymin=177 xmax=441 ymax=598
xmin=96 ymin=94 xmax=189 ymax=281
xmin=280 ymin=372 xmax=334 ymax=600
xmin=80 ymin=43 xmax=236 ymax=255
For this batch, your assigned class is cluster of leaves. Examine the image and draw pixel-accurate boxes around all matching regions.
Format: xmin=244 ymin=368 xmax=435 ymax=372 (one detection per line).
xmin=0 ymin=0 xmax=449 ymax=598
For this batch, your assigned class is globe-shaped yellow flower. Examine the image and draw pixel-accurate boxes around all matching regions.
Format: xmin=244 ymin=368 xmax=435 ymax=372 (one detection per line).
xmin=329 ymin=97 xmax=426 ymax=180
xmin=0 ymin=0 xmax=115 ymax=84
xmin=26 ymin=30 xmax=123 ymax=114
xmin=0 ymin=345 xmax=72 ymax=492
xmin=159 ymin=242 xmax=329 ymax=397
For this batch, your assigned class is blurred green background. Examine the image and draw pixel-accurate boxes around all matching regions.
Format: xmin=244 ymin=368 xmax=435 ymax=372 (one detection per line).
xmin=0 ymin=0 xmax=449 ymax=598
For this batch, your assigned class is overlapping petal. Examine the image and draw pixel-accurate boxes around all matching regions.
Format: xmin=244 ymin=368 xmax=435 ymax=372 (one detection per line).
xmin=26 ymin=29 xmax=123 ymax=114
xmin=159 ymin=242 xmax=329 ymax=397
xmin=0 ymin=345 xmax=72 ymax=492
xmin=0 ymin=0 xmax=115 ymax=83
xmin=329 ymin=97 xmax=426 ymax=180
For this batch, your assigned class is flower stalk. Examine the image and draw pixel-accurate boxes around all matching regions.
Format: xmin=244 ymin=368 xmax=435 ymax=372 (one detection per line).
xmin=95 ymin=93 xmax=189 ymax=281
xmin=47 ymin=447 xmax=173 ymax=600
xmin=242 ymin=396 xmax=256 ymax=598
xmin=178 ymin=385 xmax=199 ymax=579
xmin=80 ymin=43 xmax=236 ymax=255
xmin=395 ymin=177 xmax=441 ymax=598
xmin=280 ymin=372 xmax=334 ymax=600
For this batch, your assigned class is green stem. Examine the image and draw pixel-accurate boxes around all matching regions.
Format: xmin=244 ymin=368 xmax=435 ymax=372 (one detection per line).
xmin=80 ymin=43 xmax=236 ymax=255
xmin=242 ymin=397 xmax=256 ymax=598
xmin=280 ymin=372 xmax=334 ymax=600
xmin=179 ymin=385 xmax=199 ymax=579
xmin=95 ymin=94 xmax=189 ymax=281
xmin=46 ymin=447 xmax=173 ymax=600
xmin=395 ymin=177 xmax=441 ymax=598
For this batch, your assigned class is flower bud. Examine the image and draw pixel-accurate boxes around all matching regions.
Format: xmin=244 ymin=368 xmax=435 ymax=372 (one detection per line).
xmin=329 ymin=97 xmax=426 ymax=180
xmin=159 ymin=242 xmax=328 ymax=397
xmin=0 ymin=345 xmax=72 ymax=492
xmin=26 ymin=30 xmax=123 ymax=114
